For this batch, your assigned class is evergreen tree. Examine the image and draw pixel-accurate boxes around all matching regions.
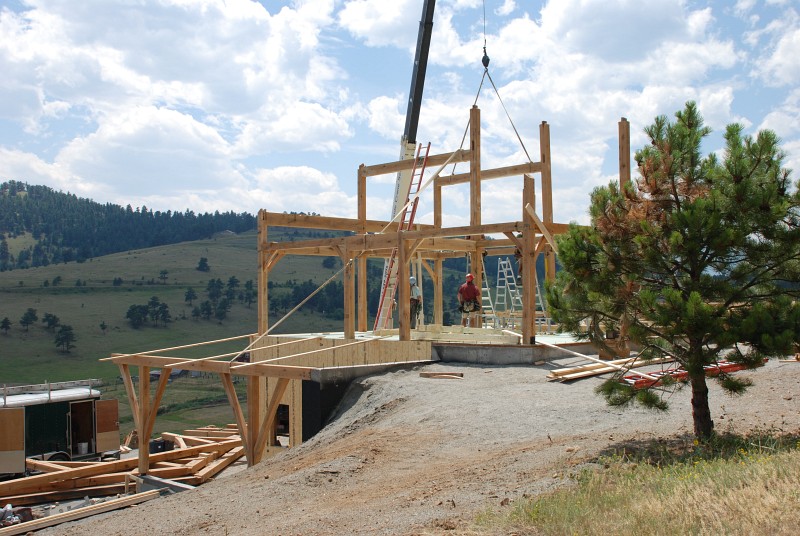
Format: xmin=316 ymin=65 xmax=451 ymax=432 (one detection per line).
xmin=185 ymin=287 xmax=198 ymax=305
xmin=547 ymin=102 xmax=800 ymax=440
xmin=54 ymin=324 xmax=76 ymax=352
xmin=206 ymin=278 xmax=223 ymax=303
xmin=197 ymin=257 xmax=210 ymax=272
xmin=19 ymin=308 xmax=37 ymax=331
xmin=126 ymin=304 xmax=149 ymax=329
xmin=42 ymin=312 xmax=60 ymax=331
xmin=157 ymin=302 xmax=171 ymax=326
xmin=159 ymin=269 xmax=169 ymax=284
xmin=1 ymin=317 xmax=11 ymax=334
xmin=100 ymin=320 xmax=108 ymax=335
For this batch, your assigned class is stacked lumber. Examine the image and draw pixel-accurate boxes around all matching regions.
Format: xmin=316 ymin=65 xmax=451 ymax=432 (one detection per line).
xmin=0 ymin=428 xmax=243 ymax=506
xmin=547 ymin=356 xmax=674 ymax=382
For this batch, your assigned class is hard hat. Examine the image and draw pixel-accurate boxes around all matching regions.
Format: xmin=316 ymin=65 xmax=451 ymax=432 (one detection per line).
xmin=466 ymin=273 xmax=474 ymax=282
xmin=409 ymin=276 xmax=416 ymax=285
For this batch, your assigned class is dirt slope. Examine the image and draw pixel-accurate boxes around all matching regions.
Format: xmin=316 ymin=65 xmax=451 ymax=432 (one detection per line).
xmin=47 ymin=358 xmax=800 ymax=535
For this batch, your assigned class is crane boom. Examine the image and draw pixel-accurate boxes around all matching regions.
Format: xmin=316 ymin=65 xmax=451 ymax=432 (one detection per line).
xmin=375 ymin=0 xmax=436 ymax=331
xmin=403 ymin=0 xmax=436 ymax=146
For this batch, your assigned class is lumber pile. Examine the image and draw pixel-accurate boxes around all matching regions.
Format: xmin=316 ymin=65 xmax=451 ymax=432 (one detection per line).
xmin=0 ymin=426 xmax=243 ymax=507
xmin=547 ymin=356 xmax=674 ymax=382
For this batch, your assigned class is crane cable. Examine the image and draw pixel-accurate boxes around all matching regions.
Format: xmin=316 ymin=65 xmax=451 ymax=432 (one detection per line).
xmin=450 ymin=1 xmax=535 ymax=172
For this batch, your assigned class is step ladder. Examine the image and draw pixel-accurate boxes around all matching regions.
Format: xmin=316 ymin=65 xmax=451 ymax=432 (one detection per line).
xmin=373 ymin=143 xmax=431 ymax=331
xmin=480 ymin=256 xmax=496 ymax=327
xmin=495 ymin=258 xmax=523 ymax=316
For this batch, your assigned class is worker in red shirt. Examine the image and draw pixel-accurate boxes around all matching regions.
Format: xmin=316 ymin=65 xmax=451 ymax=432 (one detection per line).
xmin=457 ymin=273 xmax=480 ymax=327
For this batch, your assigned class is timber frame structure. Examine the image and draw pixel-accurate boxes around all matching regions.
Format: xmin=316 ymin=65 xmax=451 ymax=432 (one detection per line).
xmin=104 ymin=106 xmax=634 ymax=475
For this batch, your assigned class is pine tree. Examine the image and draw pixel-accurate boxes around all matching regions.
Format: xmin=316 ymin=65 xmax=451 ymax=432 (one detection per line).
xmin=55 ymin=324 xmax=76 ymax=352
xmin=547 ymin=102 xmax=800 ymax=440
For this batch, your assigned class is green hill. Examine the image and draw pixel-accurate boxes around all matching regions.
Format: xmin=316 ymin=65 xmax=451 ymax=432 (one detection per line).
xmin=0 ymin=230 xmax=348 ymax=385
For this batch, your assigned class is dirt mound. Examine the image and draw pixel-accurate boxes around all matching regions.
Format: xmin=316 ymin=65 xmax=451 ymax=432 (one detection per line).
xmin=46 ymin=359 xmax=800 ymax=535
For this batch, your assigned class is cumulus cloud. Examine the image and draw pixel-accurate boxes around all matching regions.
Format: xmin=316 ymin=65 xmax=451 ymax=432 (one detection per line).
xmin=0 ymin=0 xmax=797 ymax=227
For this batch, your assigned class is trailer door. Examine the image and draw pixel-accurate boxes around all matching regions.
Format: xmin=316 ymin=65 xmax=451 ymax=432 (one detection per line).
xmin=94 ymin=399 xmax=120 ymax=453
xmin=0 ymin=408 xmax=25 ymax=473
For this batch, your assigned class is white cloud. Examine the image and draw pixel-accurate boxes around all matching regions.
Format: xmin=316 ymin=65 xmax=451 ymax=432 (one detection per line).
xmin=338 ymin=0 xmax=419 ymax=48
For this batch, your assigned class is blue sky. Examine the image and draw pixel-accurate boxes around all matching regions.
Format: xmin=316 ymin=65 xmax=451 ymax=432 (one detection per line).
xmin=0 ymin=0 xmax=798 ymax=228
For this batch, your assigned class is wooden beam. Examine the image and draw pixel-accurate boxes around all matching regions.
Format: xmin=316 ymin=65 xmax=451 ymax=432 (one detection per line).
xmin=362 ymin=149 xmax=470 ymax=177
xmin=253 ymin=377 xmax=290 ymax=464
xmin=143 ymin=368 xmax=171 ymax=450
xmin=524 ymin=203 xmax=559 ymax=254
xmin=118 ymin=364 xmax=139 ymax=431
xmin=220 ymin=373 xmax=250 ymax=463
xmin=619 ymin=117 xmax=631 ymax=189
xmin=261 ymin=211 xmax=413 ymax=233
xmin=437 ymin=161 xmax=542 ymax=187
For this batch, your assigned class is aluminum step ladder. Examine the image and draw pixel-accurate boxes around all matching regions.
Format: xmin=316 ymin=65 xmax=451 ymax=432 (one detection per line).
xmin=373 ymin=143 xmax=431 ymax=331
xmin=480 ymin=256 xmax=496 ymax=327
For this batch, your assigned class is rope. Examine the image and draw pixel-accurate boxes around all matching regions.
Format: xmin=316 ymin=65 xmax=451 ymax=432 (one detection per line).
xmin=448 ymin=0 xmax=534 ymax=173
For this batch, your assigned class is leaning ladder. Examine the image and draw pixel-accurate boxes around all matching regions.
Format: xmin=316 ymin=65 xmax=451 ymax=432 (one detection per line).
xmin=373 ymin=143 xmax=431 ymax=331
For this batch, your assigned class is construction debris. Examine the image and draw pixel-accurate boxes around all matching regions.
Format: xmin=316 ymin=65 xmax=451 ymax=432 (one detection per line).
xmin=0 ymin=490 xmax=161 ymax=536
xmin=620 ymin=359 xmax=765 ymax=389
xmin=0 ymin=426 xmax=243 ymax=507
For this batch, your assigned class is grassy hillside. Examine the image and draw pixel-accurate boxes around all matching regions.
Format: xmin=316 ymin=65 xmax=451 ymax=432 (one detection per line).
xmin=0 ymin=230 xmax=345 ymax=385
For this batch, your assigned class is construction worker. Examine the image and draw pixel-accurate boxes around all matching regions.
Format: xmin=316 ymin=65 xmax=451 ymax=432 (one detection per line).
xmin=410 ymin=276 xmax=422 ymax=329
xmin=457 ymin=273 xmax=480 ymax=327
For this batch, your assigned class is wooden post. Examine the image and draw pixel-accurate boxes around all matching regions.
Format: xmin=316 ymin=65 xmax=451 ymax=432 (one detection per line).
xmin=357 ymin=256 xmax=367 ymax=332
xmin=522 ymin=174 xmax=536 ymax=344
xmin=137 ymin=366 xmax=150 ymax=475
xmin=618 ymin=117 xmax=631 ymax=190
xmin=343 ymin=250 xmax=356 ymax=339
xmin=258 ymin=209 xmax=269 ymax=335
xmin=469 ymin=106 xmax=481 ymax=227
xmin=539 ymin=121 xmax=555 ymax=284
xmin=397 ymin=230 xmax=410 ymax=340
xmin=356 ymin=165 xmax=368 ymax=333
xmin=469 ymin=106 xmax=482 ymax=328
xmin=250 ymin=210 xmax=268 ymax=465
xmin=434 ymin=182 xmax=443 ymax=325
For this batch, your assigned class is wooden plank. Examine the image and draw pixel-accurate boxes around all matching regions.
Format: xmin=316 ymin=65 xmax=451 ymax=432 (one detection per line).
xmin=24 ymin=459 xmax=72 ymax=473
xmin=193 ymin=446 xmax=244 ymax=484
xmin=419 ymin=373 xmax=463 ymax=380
xmin=0 ymin=490 xmax=161 ymax=536
xmin=0 ymin=484 xmax=128 ymax=507
xmin=419 ymin=371 xmax=464 ymax=378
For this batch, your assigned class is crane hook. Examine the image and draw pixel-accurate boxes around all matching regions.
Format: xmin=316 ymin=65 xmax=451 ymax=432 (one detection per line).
xmin=482 ymin=46 xmax=490 ymax=68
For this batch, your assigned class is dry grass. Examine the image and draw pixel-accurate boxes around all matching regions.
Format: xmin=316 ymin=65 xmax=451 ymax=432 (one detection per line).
xmin=473 ymin=433 xmax=800 ymax=535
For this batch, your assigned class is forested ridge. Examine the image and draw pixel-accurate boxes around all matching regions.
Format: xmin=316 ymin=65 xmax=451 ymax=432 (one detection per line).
xmin=0 ymin=180 xmax=256 ymax=270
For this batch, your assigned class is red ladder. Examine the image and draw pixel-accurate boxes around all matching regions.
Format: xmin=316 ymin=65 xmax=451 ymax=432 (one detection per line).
xmin=373 ymin=142 xmax=431 ymax=331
